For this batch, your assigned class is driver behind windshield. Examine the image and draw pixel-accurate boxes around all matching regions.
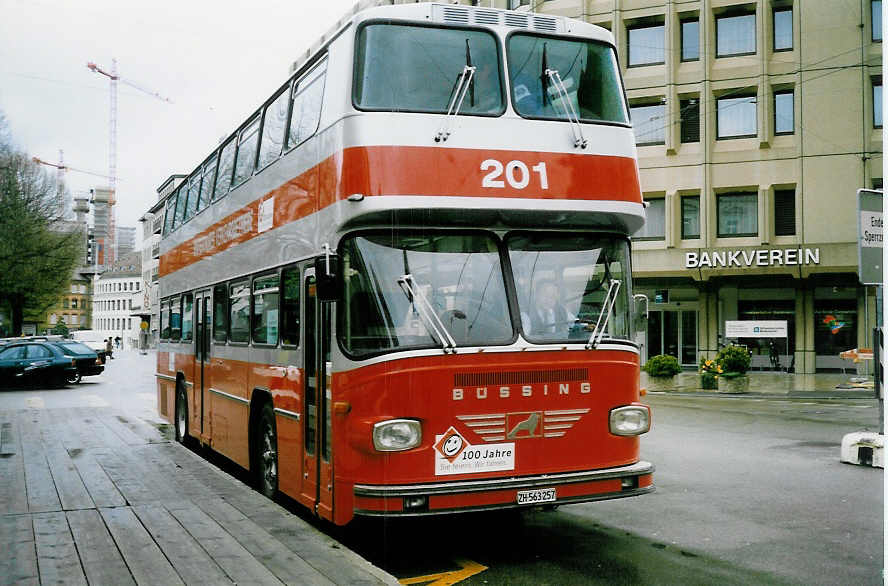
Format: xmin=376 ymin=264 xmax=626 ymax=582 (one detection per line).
xmin=521 ymin=280 xmax=576 ymax=338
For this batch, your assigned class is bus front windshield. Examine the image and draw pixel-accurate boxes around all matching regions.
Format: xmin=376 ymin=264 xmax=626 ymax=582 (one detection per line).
xmin=341 ymin=232 xmax=513 ymax=356
xmin=507 ymin=233 xmax=631 ymax=344
xmin=507 ymin=34 xmax=629 ymax=124
xmin=354 ymin=23 xmax=505 ymax=115
xmin=340 ymin=231 xmax=633 ymax=357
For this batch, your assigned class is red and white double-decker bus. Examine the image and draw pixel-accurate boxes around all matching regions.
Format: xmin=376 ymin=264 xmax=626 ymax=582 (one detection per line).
xmin=156 ymin=1 xmax=652 ymax=525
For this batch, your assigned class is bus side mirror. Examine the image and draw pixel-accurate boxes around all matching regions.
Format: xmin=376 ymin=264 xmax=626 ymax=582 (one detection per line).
xmin=314 ymin=253 xmax=340 ymax=303
xmin=632 ymin=294 xmax=649 ymax=332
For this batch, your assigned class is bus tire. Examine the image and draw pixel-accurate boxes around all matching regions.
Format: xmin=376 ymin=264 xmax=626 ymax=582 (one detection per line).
xmin=174 ymin=382 xmax=188 ymax=444
xmin=254 ymin=402 xmax=278 ymax=499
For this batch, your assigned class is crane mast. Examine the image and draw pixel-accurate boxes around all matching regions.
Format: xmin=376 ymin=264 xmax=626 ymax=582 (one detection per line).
xmin=86 ymin=59 xmax=171 ymax=267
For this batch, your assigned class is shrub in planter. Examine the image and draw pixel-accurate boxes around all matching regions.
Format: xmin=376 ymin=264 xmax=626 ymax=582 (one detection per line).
xmin=699 ymin=357 xmax=722 ymax=390
xmin=643 ymin=354 xmax=681 ymax=377
xmin=717 ymin=345 xmax=751 ymax=374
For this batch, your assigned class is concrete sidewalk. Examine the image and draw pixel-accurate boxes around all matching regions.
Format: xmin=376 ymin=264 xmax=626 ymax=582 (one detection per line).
xmin=641 ymin=371 xmax=879 ymax=399
xmin=0 ymin=406 xmax=397 ymax=585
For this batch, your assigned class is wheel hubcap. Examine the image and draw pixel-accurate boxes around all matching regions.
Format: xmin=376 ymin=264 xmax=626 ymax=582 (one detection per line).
xmin=176 ymin=393 xmax=186 ymax=438
xmin=262 ymin=422 xmax=277 ymax=489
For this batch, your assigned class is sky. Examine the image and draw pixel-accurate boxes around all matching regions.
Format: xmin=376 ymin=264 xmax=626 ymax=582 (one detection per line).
xmin=0 ymin=0 xmax=357 ymax=246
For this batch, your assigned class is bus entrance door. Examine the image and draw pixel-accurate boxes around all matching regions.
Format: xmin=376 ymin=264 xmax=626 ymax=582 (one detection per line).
xmin=301 ymin=271 xmax=334 ymax=519
xmin=194 ymin=289 xmax=212 ymax=442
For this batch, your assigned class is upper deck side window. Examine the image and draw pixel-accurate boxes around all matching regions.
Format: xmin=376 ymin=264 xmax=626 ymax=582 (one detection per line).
xmin=507 ymin=33 xmax=629 ymax=125
xmin=353 ymin=23 xmax=505 ymax=116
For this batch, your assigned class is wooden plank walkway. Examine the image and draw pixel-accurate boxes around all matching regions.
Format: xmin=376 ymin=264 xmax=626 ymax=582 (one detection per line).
xmin=0 ymin=407 xmax=395 ymax=586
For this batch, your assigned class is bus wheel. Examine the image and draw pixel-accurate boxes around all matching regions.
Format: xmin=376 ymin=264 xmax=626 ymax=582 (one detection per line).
xmin=175 ymin=383 xmax=188 ymax=444
xmin=255 ymin=402 xmax=278 ymax=499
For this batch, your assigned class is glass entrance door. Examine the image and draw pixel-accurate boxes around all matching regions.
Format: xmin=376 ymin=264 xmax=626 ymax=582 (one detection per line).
xmin=648 ymin=310 xmax=697 ymax=366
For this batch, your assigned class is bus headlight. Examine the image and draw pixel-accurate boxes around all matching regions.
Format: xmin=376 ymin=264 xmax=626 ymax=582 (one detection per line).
xmin=609 ymin=405 xmax=650 ymax=436
xmin=372 ymin=419 xmax=422 ymax=452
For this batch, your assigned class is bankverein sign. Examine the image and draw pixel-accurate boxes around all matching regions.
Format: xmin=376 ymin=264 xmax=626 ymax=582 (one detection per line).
xmin=685 ymin=247 xmax=821 ymax=269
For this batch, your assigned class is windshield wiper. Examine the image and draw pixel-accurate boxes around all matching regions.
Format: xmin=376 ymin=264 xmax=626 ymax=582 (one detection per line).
xmin=397 ymin=274 xmax=457 ymax=353
xmin=545 ymin=66 xmax=587 ymax=149
xmin=586 ymin=279 xmax=621 ymax=349
xmin=435 ymin=42 xmax=477 ymax=143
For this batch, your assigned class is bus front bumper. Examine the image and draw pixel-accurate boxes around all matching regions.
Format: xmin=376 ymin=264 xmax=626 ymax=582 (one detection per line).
xmin=352 ymin=461 xmax=654 ymax=517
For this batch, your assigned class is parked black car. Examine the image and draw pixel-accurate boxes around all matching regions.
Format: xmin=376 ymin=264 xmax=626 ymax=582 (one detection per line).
xmin=0 ymin=341 xmax=77 ymax=388
xmin=48 ymin=341 xmax=104 ymax=384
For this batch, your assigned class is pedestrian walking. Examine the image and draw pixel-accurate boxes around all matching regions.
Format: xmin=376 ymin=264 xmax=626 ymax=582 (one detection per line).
xmin=106 ymin=338 xmax=114 ymax=359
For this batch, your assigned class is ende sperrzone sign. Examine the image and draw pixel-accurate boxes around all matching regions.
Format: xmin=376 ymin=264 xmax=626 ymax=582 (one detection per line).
xmin=685 ymin=247 xmax=820 ymax=269
xmin=857 ymin=188 xmax=882 ymax=285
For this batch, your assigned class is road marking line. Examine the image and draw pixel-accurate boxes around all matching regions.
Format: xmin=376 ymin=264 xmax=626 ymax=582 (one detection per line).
xmin=25 ymin=397 xmax=44 ymax=409
xmin=399 ymin=559 xmax=488 ymax=585
xmin=84 ymin=394 xmax=109 ymax=407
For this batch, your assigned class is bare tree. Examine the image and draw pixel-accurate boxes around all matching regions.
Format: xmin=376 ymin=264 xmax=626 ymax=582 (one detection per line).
xmin=0 ymin=115 xmax=83 ymax=335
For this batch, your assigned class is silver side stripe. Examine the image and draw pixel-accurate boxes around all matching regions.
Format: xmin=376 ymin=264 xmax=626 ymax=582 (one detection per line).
xmin=274 ymin=407 xmax=301 ymax=422
xmin=209 ymin=388 xmax=249 ymax=405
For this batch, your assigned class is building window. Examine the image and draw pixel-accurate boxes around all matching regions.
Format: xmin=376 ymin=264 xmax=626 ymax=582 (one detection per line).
xmin=774 ymin=90 xmax=794 ymax=135
xmin=717 ymin=94 xmax=757 ymax=139
xmin=634 ymin=198 xmax=666 ymax=240
xmin=774 ymin=189 xmax=796 ymax=236
xmin=874 ymin=1 xmax=883 ymax=42
xmin=874 ymin=78 xmax=883 ymax=128
xmin=680 ymin=19 xmax=700 ymax=61
xmin=874 ymin=177 xmax=884 ymax=190
xmin=718 ymin=193 xmax=758 ymax=237
xmin=716 ymin=11 xmax=756 ymax=57
xmin=680 ymin=99 xmax=700 ymax=143
xmin=681 ymin=195 xmax=700 ymax=239
xmin=773 ymin=8 xmax=792 ymax=51
xmin=628 ymin=23 xmax=665 ymax=67
xmin=630 ymin=102 xmax=666 ymax=145
xmin=71 ymin=299 xmax=77 ymax=309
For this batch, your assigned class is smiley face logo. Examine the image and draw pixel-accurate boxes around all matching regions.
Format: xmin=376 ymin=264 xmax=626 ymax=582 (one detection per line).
xmin=434 ymin=427 xmax=467 ymax=463
xmin=442 ymin=434 xmax=463 ymax=457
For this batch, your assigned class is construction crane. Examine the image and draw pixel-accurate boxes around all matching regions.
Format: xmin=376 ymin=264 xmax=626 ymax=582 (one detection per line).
xmin=86 ymin=58 xmax=172 ymax=266
xmin=32 ymin=155 xmax=117 ymax=181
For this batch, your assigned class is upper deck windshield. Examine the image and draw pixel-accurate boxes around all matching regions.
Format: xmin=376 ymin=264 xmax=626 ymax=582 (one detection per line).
xmin=340 ymin=231 xmax=632 ymax=358
xmin=507 ymin=33 xmax=629 ymax=124
xmin=354 ymin=23 xmax=505 ymax=115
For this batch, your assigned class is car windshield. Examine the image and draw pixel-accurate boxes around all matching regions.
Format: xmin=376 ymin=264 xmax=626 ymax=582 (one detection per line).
xmin=506 ymin=233 xmax=632 ymax=343
xmin=340 ymin=232 xmax=513 ymax=356
xmin=507 ymin=33 xmax=628 ymax=124
xmin=354 ymin=23 xmax=504 ymax=115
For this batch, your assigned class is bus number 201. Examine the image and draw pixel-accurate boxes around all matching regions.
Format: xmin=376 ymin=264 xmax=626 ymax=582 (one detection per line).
xmin=481 ymin=159 xmax=549 ymax=190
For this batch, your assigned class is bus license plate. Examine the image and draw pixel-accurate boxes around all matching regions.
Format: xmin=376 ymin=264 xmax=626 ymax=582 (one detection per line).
xmin=516 ymin=488 xmax=556 ymax=505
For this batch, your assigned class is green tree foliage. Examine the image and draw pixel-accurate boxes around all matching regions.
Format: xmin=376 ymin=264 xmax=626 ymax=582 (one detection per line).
xmin=0 ymin=114 xmax=83 ymax=335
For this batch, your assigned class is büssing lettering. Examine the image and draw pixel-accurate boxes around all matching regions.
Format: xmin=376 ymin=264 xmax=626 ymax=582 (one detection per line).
xmin=451 ymin=382 xmax=593 ymax=400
